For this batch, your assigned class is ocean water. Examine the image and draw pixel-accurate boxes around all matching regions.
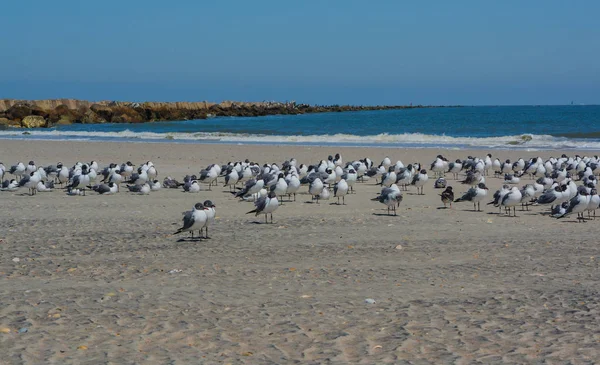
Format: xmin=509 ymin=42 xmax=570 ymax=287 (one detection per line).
xmin=1 ymin=105 xmax=599 ymax=150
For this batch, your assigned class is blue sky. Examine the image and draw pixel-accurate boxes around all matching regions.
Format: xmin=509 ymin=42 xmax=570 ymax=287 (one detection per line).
xmin=1 ymin=1 xmax=598 ymax=105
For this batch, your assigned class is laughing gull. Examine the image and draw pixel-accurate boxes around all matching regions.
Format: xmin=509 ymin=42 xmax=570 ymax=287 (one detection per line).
xmin=395 ymin=164 xmax=413 ymax=191
xmin=120 ymin=161 xmax=135 ymax=179
xmin=334 ymin=178 xmax=349 ymax=205
xmin=129 ymin=168 xmax=148 ymax=186
xmin=504 ymin=173 xmax=520 ymax=184
xmin=271 ymin=173 xmax=288 ymax=203
xmin=447 ymin=159 xmax=463 ymax=179
xmin=586 ymin=188 xmax=600 ymax=219
xmin=308 ymin=177 xmax=325 ymax=204
xmin=247 ymin=190 xmax=279 ymax=224
xmin=242 ymin=188 xmax=268 ymax=202
xmin=341 ymin=167 xmax=357 ymax=194
xmin=1 ymin=179 xmax=19 ymax=191
xmin=0 ymin=162 xmax=4 ymax=182
xmin=411 ymin=169 xmax=429 ymax=195
xmin=150 ymin=180 xmax=161 ymax=191
xmin=66 ymin=165 xmax=91 ymax=196
xmin=440 ymin=186 xmax=454 ymax=208
xmin=550 ymin=201 xmax=570 ymax=218
xmin=199 ymin=165 xmax=219 ymax=190
xmin=235 ymin=178 xmax=265 ymax=198
xmin=284 ymin=173 xmax=301 ymax=201
xmin=185 ymin=180 xmax=201 ymax=193
xmin=92 ymin=182 xmax=119 ymax=195
xmin=175 ymin=202 xmax=208 ymax=239
xmin=19 ymin=171 xmax=42 ymax=195
xmin=488 ymin=184 xmax=511 ymax=214
xmin=500 ymin=186 xmax=523 ymax=217
xmin=127 ymin=183 xmax=151 ymax=195
xmin=319 ymin=186 xmax=331 ymax=201
xmin=372 ymin=184 xmax=402 ymax=216
xmin=455 ymin=182 xmax=489 ymax=211
xmin=223 ymin=168 xmax=240 ymax=192
xmin=519 ymin=184 xmax=536 ymax=211
xmin=430 ymin=155 xmax=446 ymax=177
xmin=9 ymin=162 xmax=26 ymax=181
xmin=380 ymin=167 xmax=397 ymax=187
xmin=556 ymin=187 xmax=590 ymax=222
xmin=35 ymin=181 xmax=53 ymax=192
xmin=163 ymin=176 xmax=182 ymax=189
xmin=483 ymin=154 xmax=493 ymax=175
xmin=203 ymin=200 xmax=216 ymax=238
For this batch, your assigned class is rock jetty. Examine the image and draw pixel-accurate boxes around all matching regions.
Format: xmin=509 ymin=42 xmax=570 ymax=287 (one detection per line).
xmin=0 ymin=99 xmax=436 ymax=128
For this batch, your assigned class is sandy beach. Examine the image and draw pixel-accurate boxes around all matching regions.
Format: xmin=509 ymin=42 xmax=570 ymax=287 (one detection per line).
xmin=1 ymin=140 xmax=600 ymax=364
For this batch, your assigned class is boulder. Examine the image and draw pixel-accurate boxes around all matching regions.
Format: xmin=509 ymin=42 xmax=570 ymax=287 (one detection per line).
xmin=6 ymin=104 xmax=32 ymax=120
xmin=81 ymin=110 xmax=106 ymax=124
xmin=21 ymin=115 xmax=47 ymax=128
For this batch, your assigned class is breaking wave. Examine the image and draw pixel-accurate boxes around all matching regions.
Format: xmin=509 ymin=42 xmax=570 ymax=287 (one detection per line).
xmin=0 ymin=129 xmax=599 ymax=150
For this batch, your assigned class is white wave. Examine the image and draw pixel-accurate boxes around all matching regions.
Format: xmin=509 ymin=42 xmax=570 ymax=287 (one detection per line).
xmin=1 ymin=129 xmax=599 ymax=149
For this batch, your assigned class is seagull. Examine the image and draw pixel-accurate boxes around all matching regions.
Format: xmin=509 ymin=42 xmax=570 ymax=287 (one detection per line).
xmin=242 ymin=188 xmax=268 ymax=202
xmin=235 ymin=178 xmax=264 ymax=198
xmin=284 ymin=173 xmax=301 ymax=201
xmin=26 ymin=161 xmax=36 ymax=174
xmin=66 ymin=165 xmax=91 ymax=196
xmin=395 ymin=164 xmax=413 ymax=190
xmin=380 ymin=166 xmax=397 ymax=187
xmin=9 ymin=162 xmax=26 ymax=181
xmin=163 ymin=176 xmax=182 ymax=189
xmin=319 ymin=186 xmax=331 ymax=201
xmin=271 ymin=173 xmax=288 ymax=203
xmin=150 ymin=180 xmax=162 ymax=191
xmin=411 ymin=169 xmax=429 ymax=195
xmin=1 ymin=179 xmax=19 ymax=191
xmin=334 ymin=178 xmax=349 ymax=205
xmin=120 ymin=161 xmax=135 ymax=179
xmin=586 ymin=188 xmax=600 ymax=219
xmin=488 ymin=185 xmax=511 ymax=214
xmin=203 ymin=200 xmax=216 ymax=238
xmin=174 ymin=202 xmax=208 ymax=239
xmin=455 ymin=183 xmax=489 ymax=211
xmin=440 ymin=186 xmax=454 ymax=208
xmin=199 ymin=165 xmax=219 ymax=190
xmin=519 ymin=184 xmax=536 ymax=211
xmin=447 ymin=159 xmax=463 ymax=179
xmin=309 ymin=177 xmax=325 ymax=203
xmin=430 ymin=155 xmax=446 ymax=177
xmin=92 ymin=182 xmax=119 ymax=195
xmin=0 ymin=162 xmax=4 ymax=182
xmin=185 ymin=180 xmax=201 ymax=193
xmin=536 ymin=185 xmax=568 ymax=208
xmin=19 ymin=171 xmax=42 ymax=195
xmin=247 ymin=190 xmax=279 ymax=224
xmin=35 ymin=181 xmax=53 ymax=193
xmin=556 ymin=187 xmax=590 ymax=223
xmin=500 ymin=186 xmax=523 ymax=217
xmin=550 ymin=201 xmax=570 ymax=218
xmin=127 ymin=183 xmax=151 ymax=195
xmin=504 ymin=173 xmax=520 ymax=184
xmin=371 ymin=184 xmax=402 ymax=215
xmin=223 ymin=168 xmax=240 ymax=192
xmin=129 ymin=168 xmax=148 ymax=186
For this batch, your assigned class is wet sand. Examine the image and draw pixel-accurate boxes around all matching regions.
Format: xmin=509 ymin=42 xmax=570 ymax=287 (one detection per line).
xmin=1 ymin=140 xmax=600 ymax=364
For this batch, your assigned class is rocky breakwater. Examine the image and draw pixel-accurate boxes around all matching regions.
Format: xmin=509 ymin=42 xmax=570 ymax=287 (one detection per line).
xmin=0 ymin=99 xmax=431 ymax=129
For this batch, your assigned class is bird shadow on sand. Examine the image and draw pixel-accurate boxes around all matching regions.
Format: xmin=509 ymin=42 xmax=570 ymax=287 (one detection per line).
xmin=437 ymin=207 xmax=451 ymax=210
xmin=176 ymin=237 xmax=209 ymax=242
xmin=249 ymin=220 xmax=276 ymax=225
xmin=372 ymin=213 xmax=398 ymax=217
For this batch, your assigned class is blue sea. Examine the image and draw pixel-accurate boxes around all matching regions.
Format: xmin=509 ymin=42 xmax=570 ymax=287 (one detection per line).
xmin=1 ymin=105 xmax=599 ymax=150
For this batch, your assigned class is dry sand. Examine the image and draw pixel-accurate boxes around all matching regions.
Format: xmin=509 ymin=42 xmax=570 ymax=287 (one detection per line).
xmin=1 ymin=140 xmax=600 ymax=364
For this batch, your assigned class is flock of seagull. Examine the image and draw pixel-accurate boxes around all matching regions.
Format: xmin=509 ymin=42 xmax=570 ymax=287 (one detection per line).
xmin=2 ymin=152 xmax=600 ymax=240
